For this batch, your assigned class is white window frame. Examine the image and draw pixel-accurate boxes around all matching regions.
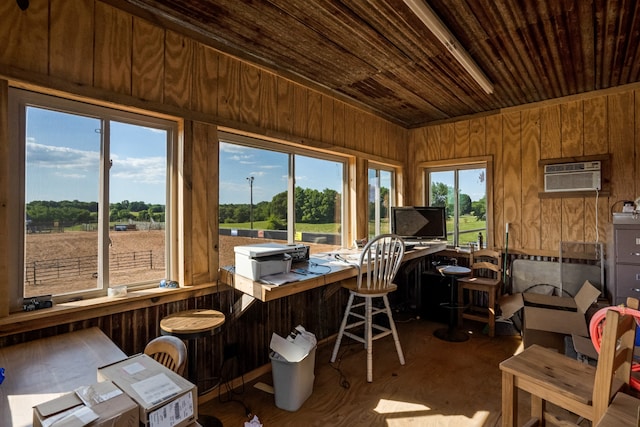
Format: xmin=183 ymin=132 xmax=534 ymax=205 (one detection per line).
xmin=7 ymin=88 xmax=179 ymax=309
xmin=422 ymin=157 xmax=492 ymax=248
xmin=367 ymin=162 xmax=397 ymax=238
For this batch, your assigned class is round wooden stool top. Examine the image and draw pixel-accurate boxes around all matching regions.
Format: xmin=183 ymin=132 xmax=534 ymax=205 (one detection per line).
xmin=160 ymin=309 xmax=225 ymax=340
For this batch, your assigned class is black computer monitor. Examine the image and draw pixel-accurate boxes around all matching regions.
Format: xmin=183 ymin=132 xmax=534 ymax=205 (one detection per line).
xmin=390 ymin=206 xmax=447 ymax=240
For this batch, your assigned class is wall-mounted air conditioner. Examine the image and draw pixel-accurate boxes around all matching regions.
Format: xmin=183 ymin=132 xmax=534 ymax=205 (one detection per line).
xmin=544 ymin=161 xmax=601 ymax=192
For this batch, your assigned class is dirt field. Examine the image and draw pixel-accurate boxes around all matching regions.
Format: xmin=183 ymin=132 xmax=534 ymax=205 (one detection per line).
xmin=24 ymin=230 xmax=340 ymax=297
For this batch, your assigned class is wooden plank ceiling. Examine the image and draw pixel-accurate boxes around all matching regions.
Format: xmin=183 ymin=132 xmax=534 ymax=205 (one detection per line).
xmin=109 ymin=0 xmax=640 ymax=128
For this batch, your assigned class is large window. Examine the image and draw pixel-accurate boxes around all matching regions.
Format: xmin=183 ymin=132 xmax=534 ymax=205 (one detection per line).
xmin=426 ymin=163 xmax=488 ymax=247
xmin=10 ymin=89 xmax=177 ymax=303
xmin=368 ymin=165 xmax=395 ymax=239
xmin=218 ymin=132 xmax=346 ymax=267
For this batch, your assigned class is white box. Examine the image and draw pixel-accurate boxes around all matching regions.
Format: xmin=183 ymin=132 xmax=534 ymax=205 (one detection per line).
xmin=234 ymin=243 xmax=293 ymax=280
xmin=33 ymin=381 xmax=139 ymax=427
xmin=98 ymin=354 xmax=197 ymax=427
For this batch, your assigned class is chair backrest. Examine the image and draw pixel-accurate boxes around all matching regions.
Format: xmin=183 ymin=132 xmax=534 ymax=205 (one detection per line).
xmin=469 ymin=248 xmax=502 ymax=279
xmin=592 ymin=309 xmax=636 ymax=423
xmin=144 ymin=335 xmax=187 ymax=377
xmin=356 ymin=234 xmax=405 ymax=291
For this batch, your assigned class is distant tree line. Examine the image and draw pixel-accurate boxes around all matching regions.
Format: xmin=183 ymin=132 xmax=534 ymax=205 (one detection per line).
xmin=26 ymin=200 xmax=166 ymax=225
xmin=219 ymin=186 xmax=340 ymax=229
xmin=431 ymin=182 xmax=486 ymax=221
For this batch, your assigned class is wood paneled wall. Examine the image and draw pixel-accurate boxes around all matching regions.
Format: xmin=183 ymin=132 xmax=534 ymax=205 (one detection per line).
xmin=0 ymin=0 xmax=403 ymax=377
xmin=409 ymin=87 xmax=640 ymax=255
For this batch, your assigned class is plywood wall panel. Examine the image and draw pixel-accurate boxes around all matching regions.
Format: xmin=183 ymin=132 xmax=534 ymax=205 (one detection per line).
xmin=560 ymin=100 xmax=583 ymax=156
xmin=485 ymin=114 xmax=503 ymax=247
xmin=259 ymin=72 xmax=278 ymax=129
xmin=276 ymin=79 xmax=294 ymax=135
xmin=454 ymin=120 xmax=470 ymax=158
xmin=320 ymin=96 xmax=334 ymax=145
xmin=583 ymin=97 xmax=608 ymax=155
xmin=426 ymin=126 xmax=440 ymax=162
xmin=239 ymin=62 xmax=261 ymax=127
xmin=583 ymin=96 xmax=609 ymax=243
xmin=332 ymin=100 xmax=346 ymax=148
xmin=608 ymin=91 xmax=635 ymax=202
xmin=307 ymin=91 xmax=322 ymax=142
xmin=293 ymin=85 xmax=308 ymax=138
xmin=540 ymin=105 xmax=562 ymax=251
xmin=0 ymin=81 xmax=8 ymax=317
xmin=94 ymin=3 xmax=132 ymax=95
xmin=191 ymin=121 xmax=210 ymax=277
xmin=50 ymin=0 xmax=94 ymax=85
xmin=560 ymin=100 xmax=585 ymax=242
xmin=0 ymin=0 xmax=48 ymax=74
xmin=216 ymin=54 xmax=240 ymax=121
xmin=164 ymin=30 xmax=193 ymax=109
xmin=192 ymin=44 xmax=219 ymax=116
xmin=521 ymin=109 xmax=541 ymax=250
xmin=132 ymin=18 xmax=164 ymax=103
xmin=469 ymin=117 xmax=486 ymax=157
xmin=440 ymin=123 xmax=455 ymax=160
xmin=502 ymin=112 xmax=521 ymax=249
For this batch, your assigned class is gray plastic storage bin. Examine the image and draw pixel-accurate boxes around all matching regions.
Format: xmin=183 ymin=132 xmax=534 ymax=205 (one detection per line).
xmin=270 ymin=345 xmax=316 ymax=411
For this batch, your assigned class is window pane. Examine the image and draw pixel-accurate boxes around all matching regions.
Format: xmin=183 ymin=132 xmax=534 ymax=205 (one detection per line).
xmin=109 ymin=121 xmax=167 ymax=287
xmin=218 ymin=142 xmax=289 ymax=268
xmin=24 ymin=107 xmax=101 ymax=297
xmin=458 ymin=168 xmax=487 ymax=247
xmin=368 ymin=168 xmax=392 ymax=239
xmin=429 ymin=170 xmax=455 ymax=245
xmin=294 ymin=155 xmax=343 ymax=254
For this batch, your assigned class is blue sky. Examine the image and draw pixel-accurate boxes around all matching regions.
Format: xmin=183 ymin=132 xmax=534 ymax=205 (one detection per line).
xmin=219 ymin=141 xmax=343 ymax=204
xmin=26 ymin=107 xmax=167 ymax=204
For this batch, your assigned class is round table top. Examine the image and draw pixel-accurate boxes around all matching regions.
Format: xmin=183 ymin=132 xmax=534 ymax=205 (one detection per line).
xmin=437 ymin=265 xmax=471 ymax=275
xmin=160 ymin=309 xmax=225 ymax=338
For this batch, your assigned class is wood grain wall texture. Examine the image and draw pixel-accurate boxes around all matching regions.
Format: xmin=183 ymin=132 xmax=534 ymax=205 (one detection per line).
xmin=0 ymin=0 xmax=407 ymax=287
xmin=409 ymin=88 xmax=640 ymax=256
xmin=0 ymin=0 xmax=399 ymax=374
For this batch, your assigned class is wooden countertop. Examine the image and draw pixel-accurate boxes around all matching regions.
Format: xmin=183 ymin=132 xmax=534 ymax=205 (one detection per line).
xmin=222 ymin=242 xmax=447 ymax=301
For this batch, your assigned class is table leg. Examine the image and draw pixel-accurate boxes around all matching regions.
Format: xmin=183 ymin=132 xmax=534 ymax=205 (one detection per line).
xmin=433 ymin=275 xmax=469 ymax=342
xmin=501 ymin=371 xmax=517 ymax=427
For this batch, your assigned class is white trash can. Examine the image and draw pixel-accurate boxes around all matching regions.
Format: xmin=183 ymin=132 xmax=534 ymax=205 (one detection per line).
xmin=270 ymin=345 xmax=316 ymax=411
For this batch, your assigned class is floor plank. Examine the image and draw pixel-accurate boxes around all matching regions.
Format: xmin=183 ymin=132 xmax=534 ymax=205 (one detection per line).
xmin=200 ymin=317 xmax=582 ymax=426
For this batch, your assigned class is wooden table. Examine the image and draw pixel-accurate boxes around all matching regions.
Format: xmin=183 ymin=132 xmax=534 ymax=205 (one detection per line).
xmin=222 ymin=243 xmax=447 ymax=302
xmin=0 ymin=327 xmax=126 ymax=427
xmin=596 ymin=392 xmax=640 ymax=427
xmin=160 ymin=309 xmax=226 ymax=394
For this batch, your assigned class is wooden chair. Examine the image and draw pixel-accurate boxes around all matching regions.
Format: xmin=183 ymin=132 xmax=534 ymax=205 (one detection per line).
xmin=144 ymin=335 xmax=188 ymax=377
xmin=330 ymin=234 xmax=405 ymax=382
xmin=499 ymin=309 xmax=637 ymax=426
xmin=456 ymin=248 xmax=502 ymax=337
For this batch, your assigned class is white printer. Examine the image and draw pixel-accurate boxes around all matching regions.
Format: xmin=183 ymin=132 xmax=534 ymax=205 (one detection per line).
xmin=234 ymin=243 xmax=295 ymax=280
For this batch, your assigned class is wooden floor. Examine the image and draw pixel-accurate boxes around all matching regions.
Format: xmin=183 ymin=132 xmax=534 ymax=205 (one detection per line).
xmin=198 ymin=316 xmax=565 ymax=427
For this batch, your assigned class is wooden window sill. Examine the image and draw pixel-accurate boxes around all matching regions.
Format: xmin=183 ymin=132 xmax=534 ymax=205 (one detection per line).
xmin=0 ymin=283 xmax=227 ymax=337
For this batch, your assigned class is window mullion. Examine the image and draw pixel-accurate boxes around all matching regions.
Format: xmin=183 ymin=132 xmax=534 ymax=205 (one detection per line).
xmin=287 ymin=154 xmax=295 ymax=244
xmin=99 ymin=120 xmax=110 ymax=289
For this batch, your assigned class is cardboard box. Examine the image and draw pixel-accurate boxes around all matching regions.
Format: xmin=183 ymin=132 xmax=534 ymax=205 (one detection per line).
xmin=500 ymin=280 xmax=601 ymax=353
xmin=98 ymin=354 xmax=197 ymax=427
xmin=33 ymin=381 xmax=138 ymax=427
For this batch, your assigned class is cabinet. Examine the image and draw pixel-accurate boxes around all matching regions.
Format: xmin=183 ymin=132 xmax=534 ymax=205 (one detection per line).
xmin=612 ymin=216 xmax=640 ymax=305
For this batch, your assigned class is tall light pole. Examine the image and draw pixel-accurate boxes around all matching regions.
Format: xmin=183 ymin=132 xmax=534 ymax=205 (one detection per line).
xmin=246 ymin=176 xmax=254 ymax=229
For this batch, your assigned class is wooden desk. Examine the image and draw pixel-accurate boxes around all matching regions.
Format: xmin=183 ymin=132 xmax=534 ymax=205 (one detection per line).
xmin=596 ymin=392 xmax=640 ymax=427
xmin=223 ymin=243 xmax=447 ymax=302
xmin=0 ymin=327 xmax=126 ymax=427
